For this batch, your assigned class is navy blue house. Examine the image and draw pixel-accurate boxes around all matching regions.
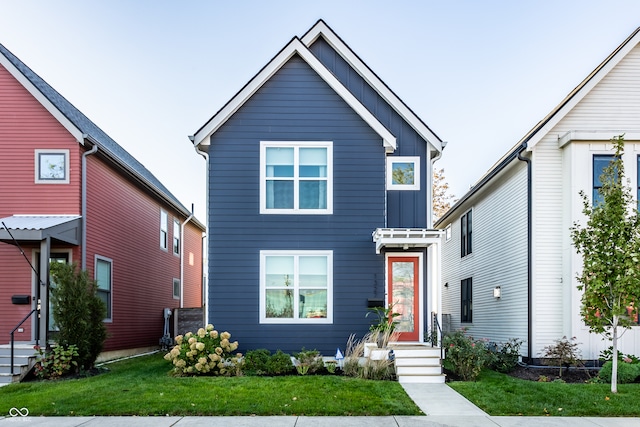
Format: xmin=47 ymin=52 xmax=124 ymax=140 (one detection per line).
xmin=191 ymin=20 xmax=445 ymax=354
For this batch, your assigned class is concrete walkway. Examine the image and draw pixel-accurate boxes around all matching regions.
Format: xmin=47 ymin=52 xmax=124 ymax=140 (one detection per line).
xmin=2 ymin=383 xmax=640 ymax=426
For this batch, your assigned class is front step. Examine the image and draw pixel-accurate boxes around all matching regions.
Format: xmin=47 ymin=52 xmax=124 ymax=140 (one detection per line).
xmin=0 ymin=343 xmax=38 ymax=386
xmin=390 ymin=343 xmax=446 ymax=384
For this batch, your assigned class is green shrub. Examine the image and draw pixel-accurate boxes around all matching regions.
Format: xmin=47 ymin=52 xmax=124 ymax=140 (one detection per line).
xmin=488 ymin=338 xmax=523 ymax=373
xmin=443 ymin=328 xmax=490 ymax=381
xmin=266 ymin=350 xmax=294 ymax=375
xmin=242 ymin=349 xmax=271 ymax=376
xmin=33 ymin=344 xmax=79 ymax=379
xmin=293 ymin=348 xmax=324 ymax=375
xmin=163 ymin=324 xmax=242 ymax=376
xmin=599 ymin=346 xmax=640 ymax=364
xmin=598 ymin=360 xmax=640 ymax=383
xmin=49 ymin=262 xmax=108 ymax=370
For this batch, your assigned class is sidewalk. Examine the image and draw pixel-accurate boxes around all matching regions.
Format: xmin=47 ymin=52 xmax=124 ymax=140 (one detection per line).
xmin=1 ymin=382 xmax=640 ymax=426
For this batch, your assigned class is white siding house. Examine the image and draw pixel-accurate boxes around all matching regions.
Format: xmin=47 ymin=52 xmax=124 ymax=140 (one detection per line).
xmin=436 ymin=27 xmax=640 ymax=361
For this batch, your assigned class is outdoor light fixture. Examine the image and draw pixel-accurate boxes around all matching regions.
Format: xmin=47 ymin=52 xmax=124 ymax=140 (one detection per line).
xmin=493 ymin=286 xmax=501 ymax=299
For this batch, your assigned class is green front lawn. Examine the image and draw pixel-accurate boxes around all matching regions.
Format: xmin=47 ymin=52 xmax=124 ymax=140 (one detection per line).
xmin=0 ymin=353 xmax=422 ymax=416
xmin=449 ymin=369 xmax=640 ymax=417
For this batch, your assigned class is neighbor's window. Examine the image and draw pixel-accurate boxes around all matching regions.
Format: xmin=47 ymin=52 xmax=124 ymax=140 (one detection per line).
xmin=160 ymin=210 xmax=168 ymax=250
xmin=173 ymin=278 xmax=180 ymax=300
xmin=461 ymin=277 xmax=472 ymax=323
xmin=445 ymin=224 xmax=452 ymax=241
xmin=461 ymin=209 xmax=472 ymax=257
xmin=386 ymin=156 xmax=420 ymax=190
xmin=260 ymin=142 xmax=332 ymax=214
xmin=95 ymin=256 xmax=113 ymax=321
xmin=260 ymin=250 xmax=333 ymax=323
xmin=173 ymin=219 xmax=180 ymax=255
xmin=593 ymin=155 xmax=615 ymax=206
xmin=35 ymin=149 xmax=69 ymax=184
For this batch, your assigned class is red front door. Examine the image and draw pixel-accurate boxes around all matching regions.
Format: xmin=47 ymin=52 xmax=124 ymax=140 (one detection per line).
xmin=387 ymin=256 xmax=420 ymax=341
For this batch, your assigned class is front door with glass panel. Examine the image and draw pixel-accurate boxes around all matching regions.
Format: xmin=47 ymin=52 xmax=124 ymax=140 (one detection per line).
xmin=387 ymin=256 xmax=420 ymax=341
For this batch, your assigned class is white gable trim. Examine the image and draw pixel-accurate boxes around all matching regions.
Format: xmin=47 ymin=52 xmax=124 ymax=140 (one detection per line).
xmin=301 ymin=20 xmax=442 ymax=155
xmin=193 ymin=37 xmax=396 ymax=153
xmin=525 ymin=28 xmax=640 ymax=151
xmin=558 ymin=130 xmax=640 ymax=148
xmin=0 ymin=53 xmax=84 ymax=144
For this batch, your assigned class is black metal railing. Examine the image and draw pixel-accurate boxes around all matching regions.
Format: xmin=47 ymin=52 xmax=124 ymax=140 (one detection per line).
xmin=431 ymin=311 xmax=444 ymax=360
xmin=10 ymin=309 xmax=38 ymax=376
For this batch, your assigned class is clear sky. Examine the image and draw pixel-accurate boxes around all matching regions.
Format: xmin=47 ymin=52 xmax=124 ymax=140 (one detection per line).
xmin=1 ymin=1 xmax=639 ymax=221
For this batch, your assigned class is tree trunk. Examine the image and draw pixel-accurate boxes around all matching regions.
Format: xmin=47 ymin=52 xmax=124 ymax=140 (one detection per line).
xmin=612 ymin=322 xmax=618 ymax=394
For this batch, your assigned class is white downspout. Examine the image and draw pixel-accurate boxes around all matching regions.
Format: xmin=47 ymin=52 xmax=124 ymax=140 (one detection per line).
xmin=191 ymin=136 xmax=209 ymax=324
xmin=180 ymin=204 xmax=195 ymax=308
xmin=81 ymin=139 xmax=98 ymax=270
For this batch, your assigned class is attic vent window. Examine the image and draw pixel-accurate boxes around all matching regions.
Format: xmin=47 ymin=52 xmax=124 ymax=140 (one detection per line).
xmin=35 ymin=149 xmax=69 ymax=184
xmin=386 ymin=156 xmax=420 ymax=190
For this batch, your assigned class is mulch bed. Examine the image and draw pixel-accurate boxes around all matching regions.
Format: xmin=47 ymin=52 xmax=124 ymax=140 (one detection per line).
xmin=507 ymin=365 xmax=598 ymax=383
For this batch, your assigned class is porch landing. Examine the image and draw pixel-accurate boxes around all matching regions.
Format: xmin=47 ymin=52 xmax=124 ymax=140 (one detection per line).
xmin=390 ymin=343 xmax=445 ymax=384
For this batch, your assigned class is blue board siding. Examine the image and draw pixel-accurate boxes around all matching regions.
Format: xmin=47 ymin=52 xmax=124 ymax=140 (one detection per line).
xmin=206 ymin=55 xmax=388 ymax=353
xmin=309 ymin=37 xmax=429 ymax=228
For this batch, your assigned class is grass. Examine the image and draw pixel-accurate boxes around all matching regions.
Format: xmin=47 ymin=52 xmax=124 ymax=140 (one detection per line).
xmin=0 ymin=353 xmax=422 ymax=416
xmin=449 ymin=369 xmax=640 ymax=417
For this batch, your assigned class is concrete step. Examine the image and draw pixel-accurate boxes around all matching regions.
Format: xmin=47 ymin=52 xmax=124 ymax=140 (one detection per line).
xmin=395 ymin=357 xmax=441 ymax=367
xmin=391 ymin=346 xmax=441 ymax=359
xmin=396 ymin=365 xmax=443 ymax=376
xmin=390 ymin=343 xmax=445 ymax=384
xmin=0 ymin=372 xmax=20 ymax=385
xmin=398 ymin=373 xmax=447 ymax=384
xmin=0 ymin=363 xmax=31 ymax=375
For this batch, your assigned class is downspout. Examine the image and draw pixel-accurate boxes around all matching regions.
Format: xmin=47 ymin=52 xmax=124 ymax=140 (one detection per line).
xmin=180 ymin=204 xmax=195 ymax=308
xmin=81 ymin=139 xmax=99 ymax=270
xmin=428 ymin=142 xmax=445 ymax=338
xmin=429 ymin=142 xmax=446 ymax=229
xmin=191 ymin=136 xmax=209 ymax=324
xmin=517 ymin=144 xmax=532 ymax=361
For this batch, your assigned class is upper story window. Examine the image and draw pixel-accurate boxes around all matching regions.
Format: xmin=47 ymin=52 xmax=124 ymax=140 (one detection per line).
xmin=160 ymin=210 xmax=168 ymax=250
xmin=386 ymin=156 xmax=420 ymax=190
xmin=260 ymin=250 xmax=333 ymax=324
xmin=35 ymin=149 xmax=69 ymax=184
xmin=461 ymin=277 xmax=472 ymax=323
xmin=445 ymin=224 xmax=452 ymax=241
xmin=461 ymin=209 xmax=472 ymax=257
xmin=95 ymin=256 xmax=113 ymax=321
xmin=173 ymin=219 xmax=180 ymax=255
xmin=260 ymin=141 xmax=333 ymax=214
xmin=593 ymin=155 xmax=615 ymax=206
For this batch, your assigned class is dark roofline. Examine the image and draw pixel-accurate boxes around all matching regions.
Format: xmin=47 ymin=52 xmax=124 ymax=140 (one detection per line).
xmin=0 ymin=42 xmax=204 ymax=231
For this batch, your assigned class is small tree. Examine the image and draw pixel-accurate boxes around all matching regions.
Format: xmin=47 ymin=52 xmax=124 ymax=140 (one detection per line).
xmin=570 ymin=135 xmax=640 ymax=393
xmin=433 ymin=167 xmax=455 ymax=220
xmin=49 ymin=262 xmax=108 ymax=371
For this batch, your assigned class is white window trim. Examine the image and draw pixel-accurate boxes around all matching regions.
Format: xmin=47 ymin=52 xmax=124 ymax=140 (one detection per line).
xmin=173 ymin=278 xmax=180 ymax=300
xmin=259 ymin=250 xmax=333 ymax=324
xmin=35 ymin=149 xmax=70 ymax=184
xmin=259 ymin=141 xmax=333 ymax=214
xmin=95 ymin=255 xmax=113 ymax=322
xmin=386 ymin=156 xmax=420 ymax=190
xmin=160 ymin=210 xmax=168 ymax=251
xmin=445 ymin=224 xmax=452 ymax=241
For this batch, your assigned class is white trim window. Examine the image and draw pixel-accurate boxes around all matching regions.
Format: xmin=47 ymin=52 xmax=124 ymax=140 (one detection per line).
xmin=160 ymin=210 xmax=168 ymax=250
xmin=95 ymin=256 xmax=113 ymax=321
xmin=173 ymin=219 xmax=180 ymax=255
xmin=260 ymin=141 xmax=333 ymax=214
xmin=386 ymin=156 xmax=420 ymax=190
xmin=260 ymin=250 xmax=333 ymax=324
xmin=35 ymin=149 xmax=70 ymax=184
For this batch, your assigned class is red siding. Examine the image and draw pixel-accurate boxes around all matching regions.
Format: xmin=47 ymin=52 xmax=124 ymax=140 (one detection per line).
xmin=85 ymin=156 xmax=203 ymax=351
xmin=182 ymin=221 xmax=204 ymax=307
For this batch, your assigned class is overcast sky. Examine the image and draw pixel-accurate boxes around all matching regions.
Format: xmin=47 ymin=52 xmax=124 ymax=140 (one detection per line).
xmin=1 ymin=1 xmax=640 ymax=221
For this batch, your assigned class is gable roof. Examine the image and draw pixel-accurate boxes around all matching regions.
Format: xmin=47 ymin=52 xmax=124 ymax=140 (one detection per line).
xmin=435 ymin=26 xmax=640 ymax=226
xmin=192 ymin=35 xmax=396 ymax=152
xmin=0 ymin=43 xmax=202 ymax=227
xmin=301 ymin=20 xmax=443 ymax=156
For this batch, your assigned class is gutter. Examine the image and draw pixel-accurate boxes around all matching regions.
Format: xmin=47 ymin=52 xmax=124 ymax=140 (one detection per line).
xmin=516 ymin=145 xmax=532 ymax=361
xmin=81 ymin=137 xmax=99 ymax=270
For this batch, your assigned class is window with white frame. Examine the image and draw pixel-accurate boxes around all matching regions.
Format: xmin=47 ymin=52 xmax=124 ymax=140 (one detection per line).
xmin=160 ymin=210 xmax=168 ymax=250
xmin=461 ymin=209 xmax=472 ymax=257
xmin=386 ymin=156 xmax=420 ymax=190
xmin=260 ymin=142 xmax=332 ymax=214
xmin=173 ymin=278 xmax=180 ymax=300
xmin=95 ymin=256 xmax=112 ymax=320
xmin=173 ymin=219 xmax=180 ymax=255
xmin=260 ymin=250 xmax=333 ymax=323
xmin=445 ymin=224 xmax=452 ymax=241
xmin=35 ymin=149 xmax=70 ymax=184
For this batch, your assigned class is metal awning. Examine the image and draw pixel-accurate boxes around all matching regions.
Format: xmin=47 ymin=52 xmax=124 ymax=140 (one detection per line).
xmin=372 ymin=228 xmax=443 ymax=254
xmin=0 ymin=215 xmax=81 ymax=245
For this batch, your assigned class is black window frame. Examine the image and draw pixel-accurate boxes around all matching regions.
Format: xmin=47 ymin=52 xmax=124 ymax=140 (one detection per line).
xmin=461 ymin=277 xmax=472 ymax=323
xmin=461 ymin=209 xmax=472 ymax=257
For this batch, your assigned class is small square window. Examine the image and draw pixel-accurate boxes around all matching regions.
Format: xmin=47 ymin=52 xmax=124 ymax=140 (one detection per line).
xmin=35 ymin=149 xmax=69 ymax=183
xmin=445 ymin=225 xmax=452 ymax=241
xmin=386 ymin=156 xmax=420 ymax=190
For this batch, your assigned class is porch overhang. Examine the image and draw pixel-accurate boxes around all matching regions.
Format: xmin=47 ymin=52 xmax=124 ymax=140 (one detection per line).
xmin=0 ymin=215 xmax=82 ymax=245
xmin=372 ymin=228 xmax=443 ymax=254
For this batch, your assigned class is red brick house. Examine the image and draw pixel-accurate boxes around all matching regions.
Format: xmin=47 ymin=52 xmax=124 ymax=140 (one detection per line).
xmin=0 ymin=42 xmax=204 ymax=360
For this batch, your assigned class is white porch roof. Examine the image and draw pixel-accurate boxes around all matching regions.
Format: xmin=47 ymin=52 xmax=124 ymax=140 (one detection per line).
xmin=372 ymin=228 xmax=442 ymax=254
